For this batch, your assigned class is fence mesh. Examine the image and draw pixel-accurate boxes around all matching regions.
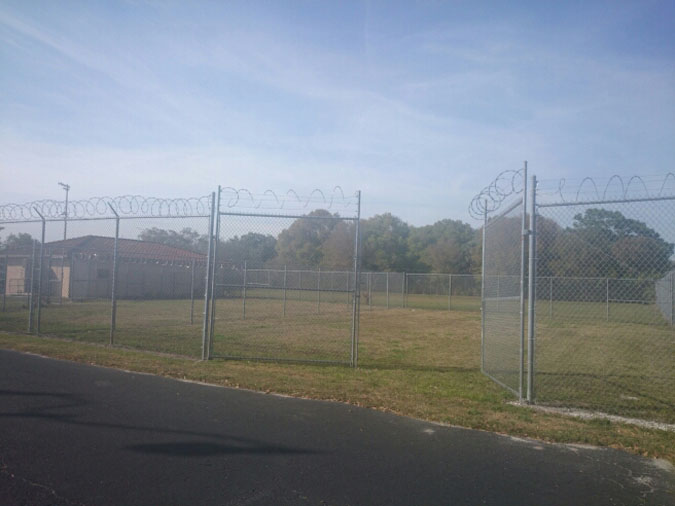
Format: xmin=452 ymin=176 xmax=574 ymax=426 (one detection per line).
xmin=209 ymin=199 xmax=359 ymax=364
xmin=534 ymin=193 xmax=675 ymax=423
xmin=482 ymin=198 xmax=524 ymax=396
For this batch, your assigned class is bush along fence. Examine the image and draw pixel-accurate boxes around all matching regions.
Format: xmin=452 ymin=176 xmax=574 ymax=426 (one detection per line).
xmin=472 ymin=167 xmax=675 ymax=424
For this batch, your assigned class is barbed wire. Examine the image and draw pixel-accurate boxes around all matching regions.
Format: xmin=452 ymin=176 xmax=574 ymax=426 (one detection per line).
xmin=537 ymin=173 xmax=675 ymax=204
xmin=0 ymin=195 xmax=213 ymax=221
xmin=218 ymin=186 xmax=358 ymax=212
xmin=468 ymin=169 xmax=525 ymax=220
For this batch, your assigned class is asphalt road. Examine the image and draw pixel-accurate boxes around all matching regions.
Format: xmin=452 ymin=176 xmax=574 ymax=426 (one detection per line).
xmin=0 ymin=349 xmax=673 ymax=505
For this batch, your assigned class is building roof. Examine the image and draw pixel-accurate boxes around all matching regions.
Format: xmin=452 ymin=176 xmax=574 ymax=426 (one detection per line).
xmin=3 ymin=235 xmax=205 ymax=263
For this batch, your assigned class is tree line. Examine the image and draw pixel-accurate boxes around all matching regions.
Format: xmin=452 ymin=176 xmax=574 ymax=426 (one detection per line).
xmin=2 ymin=208 xmax=672 ymax=278
xmin=138 ymin=210 xmax=481 ymax=273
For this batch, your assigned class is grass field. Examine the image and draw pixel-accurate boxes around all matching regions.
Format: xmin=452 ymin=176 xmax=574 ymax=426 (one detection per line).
xmin=1 ymin=292 xmax=674 ymax=460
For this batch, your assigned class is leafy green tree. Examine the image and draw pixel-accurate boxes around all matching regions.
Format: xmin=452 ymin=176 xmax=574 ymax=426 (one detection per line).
xmin=361 ymin=213 xmax=412 ymax=271
xmin=409 ymin=219 xmax=475 ymax=273
xmin=137 ymin=227 xmax=208 ymax=253
xmin=548 ymin=209 xmax=673 ymax=278
xmin=219 ymin=233 xmax=277 ymax=266
xmin=1 ymin=232 xmax=35 ymax=250
xmin=275 ymin=209 xmax=338 ymax=267
xmin=321 ymin=221 xmax=355 ymax=269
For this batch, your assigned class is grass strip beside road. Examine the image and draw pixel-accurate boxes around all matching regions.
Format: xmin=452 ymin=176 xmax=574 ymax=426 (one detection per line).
xmin=0 ymin=331 xmax=673 ymax=463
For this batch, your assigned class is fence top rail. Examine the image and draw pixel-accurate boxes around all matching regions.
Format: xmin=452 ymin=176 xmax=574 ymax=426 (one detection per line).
xmin=218 ymin=211 xmax=358 ymax=221
xmin=537 ymin=194 xmax=675 ymax=208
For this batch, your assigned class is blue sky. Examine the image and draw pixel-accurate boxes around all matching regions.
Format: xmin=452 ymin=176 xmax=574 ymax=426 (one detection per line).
xmin=1 ymin=0 xmax=673 ymax=225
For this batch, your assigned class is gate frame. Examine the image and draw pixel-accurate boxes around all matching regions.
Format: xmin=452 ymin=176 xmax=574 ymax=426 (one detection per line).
xmin=203 ymin=188 xmax=362 ymax=367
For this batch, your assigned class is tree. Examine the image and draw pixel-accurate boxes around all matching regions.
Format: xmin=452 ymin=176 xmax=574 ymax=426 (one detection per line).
xmin=219 ymin=233 xmax=277 ymax=266
xmin=361 ymin=213 xmax=412 ymax=271
xmin=321 ymin=221 xmax=355 ymax=269
xmin=408 ymin=219 xmax=475 ymax=273
xmin=275 ymin=210 xmax=338 ymax=267
xmin=137 ymin=227 xmax=208 ymax=253
xmin=547 ymin=209 xmax=673 ymax=279
xmin=1 ymin=233 xmax=35 ymax=250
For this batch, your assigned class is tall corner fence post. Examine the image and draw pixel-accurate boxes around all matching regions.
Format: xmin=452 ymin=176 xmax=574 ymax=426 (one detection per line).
xmin=350 ymin=190 xmax=361 ymax=368
xmin=208 ymin=187 xmax=222 ymax=358
xmin=518 ymin=161 xmax=528 ymax=402
xmin=108 ymin=203 xmax=120 ymax=346
xmin=386 ymin=271 xmax=390 ymax=309
xmin=28 ymin=238 xmax=37 ymax=333
xmin=480 ymin=199 xmax=487 ymax=374
xmin=201 ymin=191 xmax=216 ymax=360
xmin=34 ymin=208 xmax=46 ymax=335
xmin=527 ymin=174 xmax=537 ymax=403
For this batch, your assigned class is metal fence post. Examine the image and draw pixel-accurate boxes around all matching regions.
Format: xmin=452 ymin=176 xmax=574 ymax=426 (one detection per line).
xmin=448 ymin=273 xmax=452 ymax=311
xmin=208 ymin=187 xmax=222 ymax=357
xmin=549 ymin=277 xmax=553 ymax=319
xmin=606 ymin=277 xmax=610 ymax=321
xmin=2 ymin=252 xmax=7 ymax=312
xmin=242 ymin=260 xmax=247 ymax=320
xmin=480 ymin=200 xmax=487 ymax=373
xmin=28 ymin=239 xmax=37 ymax=333
xmin=519 ymin=162 xmax=528 ymax=401
xmin=201 ymin=191 xmax=216 ymax=360
xmin=670 ymin=272 xmax=675 ymax=326
xmin=350 ymin=190 xmax=361 ymax=368
xmin=317 ymin=267 xmax=321 ymax=314
xmin=68 ymin=254 xmax=74 ymax=300
xmin=368 ymin=271 xmax=372 ymax=311
xmin=386 ymin=271 xmax=390 ymax=309
xmin=298 ymin=270 xmax=302 ymax=301
xmin=189 ymin=258 xmax=196 ymax=325
xmin=403 ymin=272 xmax=407 ymax=308
xmin=283 ymin=265 xmax=287 ymax=317
xmin=34 ymin=209 xmax=46 ymax=335
xmin=527 ymin=175 xmax=537 ymax=403
xmin=108 ymin=204 xmax=120 ymax=346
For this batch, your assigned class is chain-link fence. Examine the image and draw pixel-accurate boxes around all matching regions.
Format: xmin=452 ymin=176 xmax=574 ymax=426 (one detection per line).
xmin=207 ymin=188 xmax=361 ymax=364
xmin=472 ymin=170 xmax=675 ymax=423
xmin=0 ymin=191 xmax=365 ymax=364
xmin=0 ymin=198 xmax=214 ymax=357
xmin=655 ymin=271 xmax=674 ymax=325
xmin=534 ymin=188 xmax=675 ymax=423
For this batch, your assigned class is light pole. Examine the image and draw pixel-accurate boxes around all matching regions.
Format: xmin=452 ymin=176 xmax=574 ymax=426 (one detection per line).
xmin=58 ymin=182 xmax=70 ymax=240
xmin=58 ymin=182 xmax=70 ymax=303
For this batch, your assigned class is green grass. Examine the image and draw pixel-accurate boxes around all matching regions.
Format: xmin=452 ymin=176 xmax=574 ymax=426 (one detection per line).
xmin=0 ymin=292 xmax=674 ymax=460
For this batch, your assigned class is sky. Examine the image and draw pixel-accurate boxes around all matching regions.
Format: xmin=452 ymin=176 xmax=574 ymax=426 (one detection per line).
xmin=1 ymin=0 xmax=674 ymax=226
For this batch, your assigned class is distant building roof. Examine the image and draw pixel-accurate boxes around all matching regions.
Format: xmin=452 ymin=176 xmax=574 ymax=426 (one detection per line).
xmin=3 ymin=235 xmax=205 ymax=263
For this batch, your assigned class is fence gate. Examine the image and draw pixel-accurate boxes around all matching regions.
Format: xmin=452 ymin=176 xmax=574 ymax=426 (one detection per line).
xmin=472 ymin=166 xmax=532 ymax=401
xmin=205 ymin=188 xmax=361 ymax=366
